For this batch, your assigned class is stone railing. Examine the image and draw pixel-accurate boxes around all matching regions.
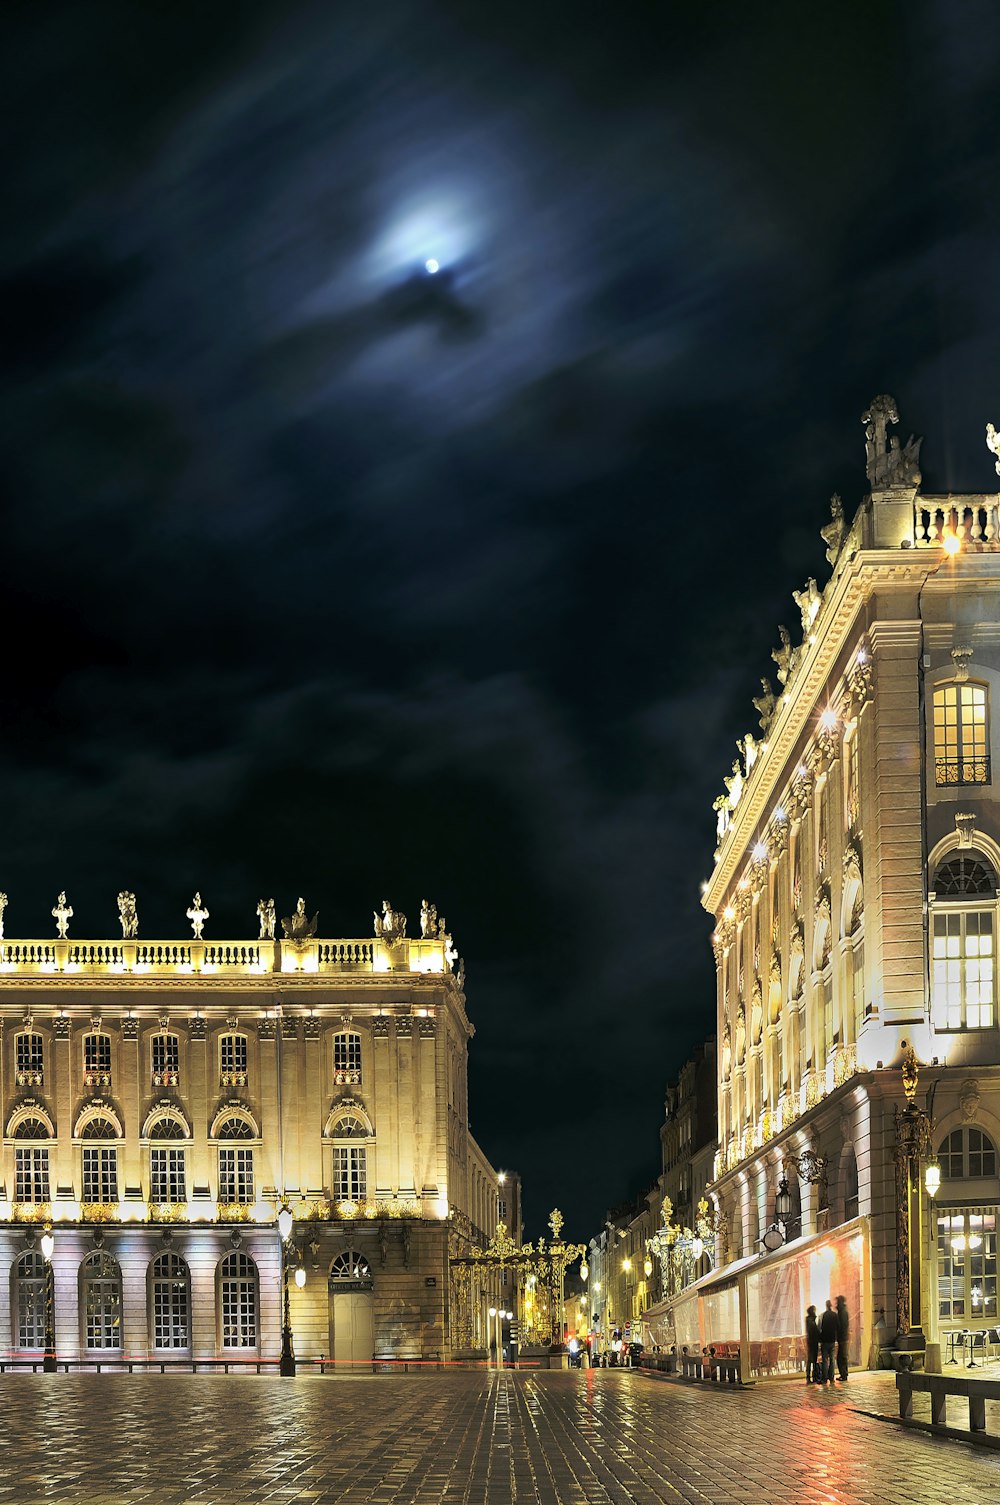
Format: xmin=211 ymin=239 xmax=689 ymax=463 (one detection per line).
xmin=914 ymin=495 xmax=1000 ymax=547
xmin=0 ymin=936 xmax=449 ymax=979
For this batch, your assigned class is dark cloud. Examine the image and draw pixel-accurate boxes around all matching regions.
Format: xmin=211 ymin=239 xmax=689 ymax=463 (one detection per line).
xmin=2 ymin=0 xmax=1000 ymax=1234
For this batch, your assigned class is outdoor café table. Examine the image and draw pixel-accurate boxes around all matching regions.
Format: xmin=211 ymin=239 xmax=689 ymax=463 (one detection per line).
xmin=946 ymin=1330 xmax=967 ymax=1365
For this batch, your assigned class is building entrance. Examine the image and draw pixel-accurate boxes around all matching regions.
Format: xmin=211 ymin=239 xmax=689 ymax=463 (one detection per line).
xmin=328 ymin=1251 xmax=375 ymax=1369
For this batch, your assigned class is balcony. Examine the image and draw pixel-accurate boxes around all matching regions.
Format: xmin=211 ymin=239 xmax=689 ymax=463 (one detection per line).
xmin=935 ymin=756 xmax=991 ymax=787
xmin=83 ymin=1070 xmax=112 ymax=1092
xmin=220 ymin=1070 xmax=248 ymax=1089
xmin=15 ymin=1069 xmax=43 ymax=1088
xmin=151 ymin=1069 xmax=179 ymax=1089
xmin=333 ymin=1068 xmax=362 ymax=1086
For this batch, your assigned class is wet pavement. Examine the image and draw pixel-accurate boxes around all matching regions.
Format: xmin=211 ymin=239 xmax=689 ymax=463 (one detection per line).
xmin=0 ymin=1366 xmax=995 ymax=1504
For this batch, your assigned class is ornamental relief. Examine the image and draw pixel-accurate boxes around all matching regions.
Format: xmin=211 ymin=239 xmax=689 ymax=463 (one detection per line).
xmin=750 ymin=982 xmax=763 ymax=1046
xmin=735 ymin=1004 xmax=747 ymax=1064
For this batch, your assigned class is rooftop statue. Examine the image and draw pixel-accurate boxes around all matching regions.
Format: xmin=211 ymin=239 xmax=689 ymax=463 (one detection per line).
xmin=374 ymin=899 xmax=407 ymax=946
xmin=282 ymin=896 xmax=318 ymax=940
xmin=771 ymin=625 xmax=797 ymax=687
xmin=186 ymin=891 xmax=209 ymax=940
xmin=737 ymin=732 xmax=759 ymax=778
xmin=987 ymin=422 xmax=1000 ymax=477
xmin=0 ymin=891 xmax=7 ymax=940
xmin=420 ymin=899 xmax=439 ymax=938
xmin=792 ymin=577 xmax=823 ymax=636
xmin=723 ymin=759 xmax=743 ymax=808
xmin=821 ymin=494 xmax=846 ymax=565
xmin=52 ymin=891 xmax=73 ymax=939
xmin=117 ymin=891 xmax=138 ymax=939
xmin=752 ymin=677 xmax=777 ymax=732
xmin=862 ymin=394 xmax=922 ymax=488
xmin=257 ymin=897 xmax=276 ymax=940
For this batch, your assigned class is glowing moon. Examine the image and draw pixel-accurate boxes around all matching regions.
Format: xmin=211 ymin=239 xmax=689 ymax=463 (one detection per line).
xmin=425 ymin=258 xmax=440 ymax=274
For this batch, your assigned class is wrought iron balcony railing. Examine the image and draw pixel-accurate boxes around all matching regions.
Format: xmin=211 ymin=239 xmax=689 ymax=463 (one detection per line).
xmin=935 ymin=755 xmax=991 ymax=787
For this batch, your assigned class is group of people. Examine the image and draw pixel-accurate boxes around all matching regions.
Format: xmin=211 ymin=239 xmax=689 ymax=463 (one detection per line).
xmin=807 ymin=1294 xmax=849 ymax=1384
xmin=805 ymin=1296 xmax=849 ymax=1385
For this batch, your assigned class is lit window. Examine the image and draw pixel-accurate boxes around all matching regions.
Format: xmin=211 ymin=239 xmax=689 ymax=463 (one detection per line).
xmin=14 ymin=1118 xmax=51 ymax=1203
xmin=850 ymin=937 xmax=865 ymax=1039
xmin=15 ymin=1033 xmax=44 ymax=1088
xmin=933 ymin=683 xmax=990 ymax=786
xmin=13 ymin=1252 xmax=46 ymax=1349
xmin=333 ymin=1146 xmax=367 ymax=1203
xmin=150 ymin=1252 xmax=190 ymax=1350
xmin=83 ymin=1033 xmax=111 ymax=1085
xmin=932 ymin=855 xmax=997 ymax=1030
xmin=150 ymin=1147 xmax=186 ymax=1204
xmin=81 ymin=1251 xmax=122 ymax=1350
xmin=82 ymin=1120 xmax=119 ymax=1203
xmin=217 ymin=1120 xmax=255 ymax=1205
xmin=333 ymin=1032 xmax=362 ymax=1085
xmin=220 ymin=1034 xmax=248 ymax=1086
xmin=938 ymin=1209 xmax=997 ymax=1322
xmin=152 ymin=1033 xmax=180 ymax=1087
xmin=329 ymin=1250 xmax=372 ymax=1283
xmin=219 ymin=1252 xmax=258 ymax=1348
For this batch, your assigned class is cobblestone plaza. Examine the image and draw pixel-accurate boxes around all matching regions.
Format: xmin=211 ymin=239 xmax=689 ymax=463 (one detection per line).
xmin=0 ymin=1369 xmax=994 ymax=1505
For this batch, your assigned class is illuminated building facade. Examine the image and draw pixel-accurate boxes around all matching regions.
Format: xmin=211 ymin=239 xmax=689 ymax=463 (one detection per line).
xmin=0 ymin=901 xmax=503 ymax=1366
xmin=701 ymin=401 xmax=1000 ymax=1374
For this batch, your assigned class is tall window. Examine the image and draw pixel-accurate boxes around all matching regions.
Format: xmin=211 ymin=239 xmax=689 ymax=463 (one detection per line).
xmin=938 ymin=1210 xmax=997 ymax=1322
xmin=15 ymin=1032 xmax=43 ymax=1087
xmin=83 ymin=1033 xmax=112 ymax=1087
xmin=82 ymin=1117 xmax=119 ymax=1204
xmin=331 ymin=1114 xmax=369 ymax=1203
xmin=152 ymin=1033 xmax=180 ymax=1086
xmin=931 ymin=854 xmax=997 ymax=1030
xmin=219 ymin=1252 xmax=258 ymax=1348
xmin=217 ymin=1116 xmax=255 ymax=1204
xmin=12 ymin=1251 xmax=46 ymax=1349
xmin=333 ymin=1032 xmax=362 ymax=1085
xmin=850 ymin=936 xmax=865 ymax=1039
xmin=150 ymin=1252 xmax=190 ymax=1349
xmin=14 ymin=1118 xmax=51 ymax=1203
xmin=220 ymin=1034 xmax=248 ymax=1086
xmin=149 ymin=1117 xmax=187 ymax=1203
xmin=81 ymin=1251 xmax=122 ymax=1349
xmin=845 ymin=730 xmax=861 ymax=828
xmin=934 ymin=682 xmax=990 ymax=786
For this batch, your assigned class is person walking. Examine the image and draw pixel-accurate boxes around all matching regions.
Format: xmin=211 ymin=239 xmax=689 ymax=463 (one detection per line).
xmin=818 ymin=1299 xmax=838 ymax=1384
xmin=805 ymin=1304 xmax=820 ymax=1384
xmin=835 ymin=1295 xmax=850 ymax=1381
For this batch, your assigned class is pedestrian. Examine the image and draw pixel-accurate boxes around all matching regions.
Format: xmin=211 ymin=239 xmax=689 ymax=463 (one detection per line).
xmin=835 ymin=1295 xmax=849 ymax=1381
xmin=818 ymin=1299 xmax=838 ymax=1384
xmin=805 ymin=1304 xmax=820 ymax=1384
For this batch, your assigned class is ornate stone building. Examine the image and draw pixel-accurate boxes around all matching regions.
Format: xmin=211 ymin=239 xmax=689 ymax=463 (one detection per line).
xmin=698 ymin=401 xmax=1000 ymax=1375
xmin=0 ymin=894 xmax=505 ymax=1367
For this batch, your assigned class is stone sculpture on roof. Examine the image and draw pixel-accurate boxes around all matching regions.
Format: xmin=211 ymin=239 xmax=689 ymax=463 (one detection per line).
xmin=283 ymin=897 xmax=318 ymax=940
xmin=52 ymin=891 xmax=73 ymax=939
xmin=862 ymin=394 xmax=922 ymax=488
xmin=117 ymin=891 xmax=138 ymax=939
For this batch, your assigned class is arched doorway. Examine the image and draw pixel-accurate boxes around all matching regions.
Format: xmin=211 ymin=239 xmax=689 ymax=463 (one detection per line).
xmin=328 ymin=1250 xmax=374 ymax=1370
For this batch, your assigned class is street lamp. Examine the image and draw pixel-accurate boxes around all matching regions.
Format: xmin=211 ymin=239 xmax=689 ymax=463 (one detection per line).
xmin=277 ymin=1203 xmax=296 ymax=1376
xmin=775 ymin=1176 xmax=792 ymax=1224
xmin=40 ymin=1226 xmax=56 ymax=1373
xmin=894 ymin=1046 xmax=935 ymax=1349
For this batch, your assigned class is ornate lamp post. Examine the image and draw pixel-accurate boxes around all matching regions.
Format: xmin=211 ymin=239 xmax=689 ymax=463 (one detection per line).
xmin=894 ymin=1047 xmax=935 ymax=1350
xmin=40 ymin=1225 xmax=56 ymax=1373
xmin=277 ymin=1203 xmax=296 ymax=1376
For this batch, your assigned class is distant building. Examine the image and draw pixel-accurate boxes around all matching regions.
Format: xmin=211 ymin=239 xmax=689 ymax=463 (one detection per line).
xmin=0 ymin=899 xmax=509 ymax=1366
xmin=695 ymin=399 xmax=1000 ymax=1376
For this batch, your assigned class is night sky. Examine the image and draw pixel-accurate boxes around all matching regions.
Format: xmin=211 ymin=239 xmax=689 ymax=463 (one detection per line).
xmin=3 ymin=2 xmax=1000 ymax=1239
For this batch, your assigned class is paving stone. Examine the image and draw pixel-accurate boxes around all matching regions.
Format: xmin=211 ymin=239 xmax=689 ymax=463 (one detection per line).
xmin=0 ymin=1368 xmax=995 ymax=1502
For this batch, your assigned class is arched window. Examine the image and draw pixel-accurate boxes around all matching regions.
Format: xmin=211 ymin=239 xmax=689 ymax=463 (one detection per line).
xmin=219 ymin=1034 xmax=248 ymax=1088
xmin=81 ymin=1116 xmax=119 ymax=1204
xmin=329 ymin=1250 xmax=373 ymax=1285
xmin=80 ymin=1251 xmax=122 ymax=1350
xmin=149 ymin=1252 xmax=190 ymax=1349
xmin=147 ymin=1116 xmax=187 ymax=1204
xmin=939 ymin=1126 xmax=998 ymax=1180
xmin=83 ymin=1032 xmax=112 ymax=1089
xmin=151 ymin=1033 xmax=180 ymax=1088
xmin=216 ymin=1116 xmax=255 ymax=1204
xmin=331 ymin=1115 xmax=369 ymax=1205
xmin=333 ymin=1032 xmax=362 ymax=1086
xmin=218 ymin=1252 xmax=258 ymax=1349
xmin=14 ymin=1117 xmax=51 ymax=1204
xmin=11 ymin=1251 xmax=46 ymax=1349
xmin=14 ymin=1032 xmax=44 ymax=1088
xmin=933 ymin=682 xmax=990 ymax=786
xmin=931 ymin=852 xmax=997 ymax=1031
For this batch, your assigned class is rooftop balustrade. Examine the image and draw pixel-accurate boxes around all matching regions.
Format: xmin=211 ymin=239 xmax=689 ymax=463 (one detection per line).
xmin=0 ymin=935 xmax=449 ymax=979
